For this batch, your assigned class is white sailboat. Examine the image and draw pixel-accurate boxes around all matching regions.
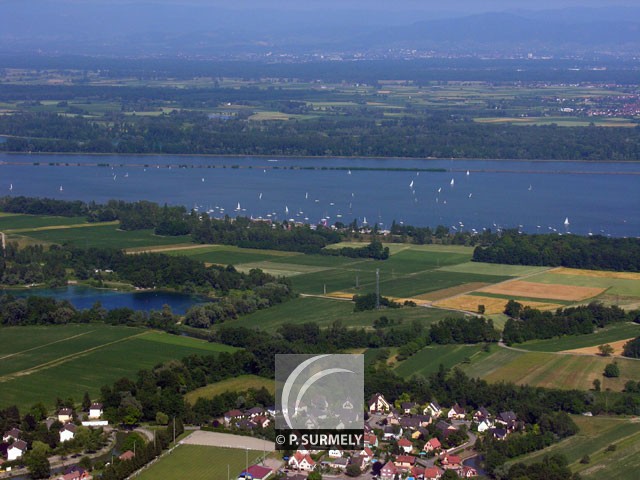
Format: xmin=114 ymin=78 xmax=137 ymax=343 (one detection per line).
xmin=259 ymin=193 xmax=262 ymax=200
xmin=468 ymin=193 xmax=472 ymax=198
xmin=409 ymin=180 xmax=414 ymax=188
xmin=305 ymin=192 xmax=308 ymax=199
xmin=59 ymin=186 xmax=63 ymax=192
xmin=201 ymin=178 xmax=205 ymax=182
xmin=564 ymin=217 xmax=570 ymax=226
xmin=466 ymin=170 xmax=470 ymax=176
xmin=363 ymin=216 xmax=368 ymax=224
xmin=285 ymin=206 xmax=289 ymax=214
xmin=450 ymin=178 xmax=455 ymax=186
xmin=236 ymin=202 xmax=241 ymax=211
xmin=9 ymin=183 xmax=12 ymax=191
xmin=348 ymin=170 xmax=352 ymax=175
xmin=528 ymin=184 xmax=533 ymax=191
xmin=437 ymin=187 xmax=442 ymax=193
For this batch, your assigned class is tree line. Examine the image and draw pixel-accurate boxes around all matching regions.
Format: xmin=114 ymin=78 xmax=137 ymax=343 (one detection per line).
xmin=473 ymin=230 xmax=640 ymax=272
xmin=502 ymin=301 xmax=635 ymax=344
xmin=2 ymin=110 xmax=640 ymax=160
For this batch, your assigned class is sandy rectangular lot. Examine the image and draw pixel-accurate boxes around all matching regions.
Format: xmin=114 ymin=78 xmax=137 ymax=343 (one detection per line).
xmin=562 ymin=338 xmax=635 ymax=356
xmin=181 ymin=430 xmax=275 ymax=451
xmin=479 ymin=280 xmax=605 ymax=301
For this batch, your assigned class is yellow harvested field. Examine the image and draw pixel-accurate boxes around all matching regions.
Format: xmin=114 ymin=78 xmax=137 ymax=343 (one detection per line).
xmin=413 ymin=282 xmax=491 ymax=301
xmin=554 ymin=267 xmax=640 ymax=281
xmin=433 ymin=295 xmax=563 ymax=314
xmin=479 ymin=280 xmax=605 ymax=301
xmin=562 ymin=338 xmax=635 ymax=356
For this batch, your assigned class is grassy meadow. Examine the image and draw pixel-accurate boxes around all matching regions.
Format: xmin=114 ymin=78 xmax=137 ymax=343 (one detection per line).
xmin=394 ymin=344 xmax=485 ymax=378
xmin=185 ymin=375 xmax=274 ymax=405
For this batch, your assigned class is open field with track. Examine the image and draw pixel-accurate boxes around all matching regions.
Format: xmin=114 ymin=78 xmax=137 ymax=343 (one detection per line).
xmin=184 ymin=375 xmax=274 ymax=405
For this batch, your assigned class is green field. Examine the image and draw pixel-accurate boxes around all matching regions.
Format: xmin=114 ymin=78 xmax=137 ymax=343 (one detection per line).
xmin=394 ymin=344 xmax=485 ymax=378
xmin=0 ymin=214 xmax=88 ymax=230
xmin=185 ymin=375 xmax=274 ymax=405
xmin=507 ymin=415 xmax=640 ymax=479
xmin=517 ymin=323 xmax=640 ymax=352
xmin=166 ymin=245 xmax=298 ymax=266
xmin=219 ymin=296 xmax=465 ymax=330
xmin=18 ymin=224 xmax=191 ymax=249
xmin=479 ymin=348 xmax=640 ymax=392
xmin=0 ymin=325 xmax=237 ymax=408
xmin=137 ymin=445 xmax=265 ymax=480
xmin=438 ymin=262 xmax=550 ymax=277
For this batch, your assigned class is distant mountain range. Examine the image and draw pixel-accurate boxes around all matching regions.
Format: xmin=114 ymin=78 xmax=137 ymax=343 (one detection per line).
xmin=0 ymin=2 xmax=638 ymax=56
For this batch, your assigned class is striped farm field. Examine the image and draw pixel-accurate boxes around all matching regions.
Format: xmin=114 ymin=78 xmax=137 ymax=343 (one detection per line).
xmin=394 ymin=344 xmax=485 ymax=378
xmin=517 ymin=323 xmax=640 ymax=353
xmin=438 ymin=262 xmax=550 ymax=277
xmin=0 ymin=214 xmax=89 ymax=231
xmin=432 ymin=294 xmax=563 ymax=314
xmin=478 ymin=280 xmax=605 ymax=301
xmin=411 ymin=282 xmax=491 ymax=302
xmin=482 ymin=350 xmax=640 ymax=391
xmin=524 ymin=271 xmax=640 ymax=299
xmin=0 ymin=325 xmax=237 ymax=408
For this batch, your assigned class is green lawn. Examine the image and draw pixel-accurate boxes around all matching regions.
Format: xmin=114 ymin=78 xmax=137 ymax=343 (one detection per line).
xmin=0 ymin=326 xmax=236 ymax=408
xmin=394 ymin=344 xmax=485 ymax=378
xmin=167 ymin=245 xmax=296 ymax=265
xmin=185 ymin=375 xmax=274 ymax=405
xmin=219 ymin=296 xmax=464 ymax=330
xmin=517 ymin=323 xmax=640 ymax=352
xmin=0 ymin=214 xmax=88 ymax=230
xmin=506 ymin=415 xmax=640 ymax=480
xmin=137 ymin=445 xmax=266 ymax=480
xmin=20 ymin=225 xmax=191 ymax=249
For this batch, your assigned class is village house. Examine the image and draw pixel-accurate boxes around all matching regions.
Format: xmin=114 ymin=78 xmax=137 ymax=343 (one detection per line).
xmin=245 ymin=406 xmax=265 ymax=418
xmin=477 ymin=418 xmax=494 ymax=433
xmin=328 ymin=448 xmax=343 ymax=458
xmin=473 ymin=407 xmax=491 ymax=422
xmin=364 ymin=433 xmax=378 ymax=448
xmin=440 ymin=453 xmax=462 ymax=470
xmin=359 ymin=446 xmax=374 ymax=463
xmin=56 ymin=466 xmax=92 ymax=480
xmin=412 ymin=426 xmax=430 ymax=440
xmin=489 ymin=427 xmax=508 ymax=441
xmin=252 ymin=415 xmax=270 ymax=428
xmin=447 ymin=403 xmax=466 ymax=420
xmin=424 ymin=401 xmax=442 ymax=418
xmin=416 ymin=413 xmax=432 ymax=426
xmin=7 ymin=440 xmax=27 ymax=461
xmin=88 ymin=403 xmax=103 ymax=420
xmin=368 ymin=393 xmax=391 ymax=413
xmin=462 ymin=465 xmax=479 ymax=477
xmin=382 ymin=424 xmax=403 ymax=441
xmin=398 ymin=437 xmax=413 ymax=453
xmin=380 ymin=461 xmax=398 ymax=480
xmin=238 ymin=464 xmax=273 ymax=480
xmin=497 ymin=411 xmax=517 ymax=430
xmin=435 ymin=420 xmax=458 ymax=438
xmin=394 ymin=454 xmax=416 ymax=472
xmin=223 ymin=409 xmax=244 ymax=425
xmin=424 ymin=466 xmax=444 ymax=479
xmin=349 ymin=454 xmax=367 ymax=472
xmin=399 ymin=416 xmax=422 ymax=431
xmin=386 ymin=408 xmax=401 ymax=425
xmin=2 ymin=428 xmax=21 ymax=443
xmin=60 ymin=423 xmax=77 ymax=443
xmin=58 ymin=408 xmax=73 ymax=423
xmin=288 ymin=452 xmax=316 ymax=471
xmin=423 ymin=437 xmax=442 ymax=453
xmin=328 ymin=457 xmax=349 ymax=471
xmin=401 ymin=401 xmax=417 ymax=414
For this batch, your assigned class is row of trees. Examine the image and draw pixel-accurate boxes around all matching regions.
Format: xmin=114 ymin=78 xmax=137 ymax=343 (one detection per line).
xmin=502 ymin=301 xmax=634 ymax=344
xmin=2 ymin=110 xmax=640 ymax=160
xmin=321 ymin=240 xmax=390 ymax=260
xmin=473 ymin=230 xmax=640 ymax=272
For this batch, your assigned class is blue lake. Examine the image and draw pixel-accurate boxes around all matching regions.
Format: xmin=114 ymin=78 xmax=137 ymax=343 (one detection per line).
xmin=0 ymin=285 xmax=203 ymax=314
xmin=0 ymin=153 xmax=638 ymax=237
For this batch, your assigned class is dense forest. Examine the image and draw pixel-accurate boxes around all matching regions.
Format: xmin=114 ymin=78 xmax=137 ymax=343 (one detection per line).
xmin=1 ymin=110 xmax=639 ymax=160
xmin=502 ymin=301 xmax=635 ymax=344
xmin=473 ymin=231 xmax=640 ymax=272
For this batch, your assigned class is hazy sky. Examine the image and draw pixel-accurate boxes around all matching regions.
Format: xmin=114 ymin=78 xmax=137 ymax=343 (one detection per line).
xmin=30 ymin=0 xmax=640 ymax=10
